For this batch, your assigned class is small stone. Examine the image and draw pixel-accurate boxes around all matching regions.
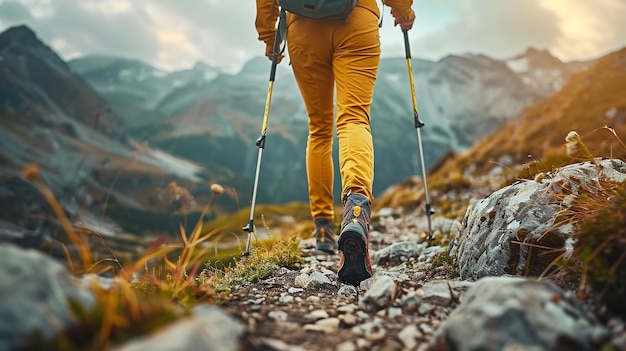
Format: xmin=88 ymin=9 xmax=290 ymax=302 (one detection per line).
xmin=294 ymin=274 xmax=311 ymax=288
xmin=388 ymin=307 xmax=403 ymax=318
xmin=356 ymin=338 xmax=370 ymax=349
xmin=359 ymin=275 xmax=396 ymax=312
xmin=367 ymin=332 xmax=386 ymax=342
xmin=351 ymin=325 xmax=364 ymax=336
xmin=279 ymin=296 xmax=294 ymax=304
xmin=307 ymin=271 xmax=332 ymax=287
xmin=288 ymin=287 xmax=304 ymax=294
xmin=398 ymin=325 xmax=420 ymax=350
xmin=268 ymin=310 xmax=288 ymax=321
xmin=316 ymin=317 xmax=340 ymax=328
xmin=336 ymin=341 xmax=357 ymax=351
xmin=419 ymin=323 xmax=434 ymax=334
xmin=307 ymin=309 xmax=329 ymax=320
xmin=307 ymin=296 xmax=321 ymax=302
xmin=303 ymin=324 xmax=332 ymax=333
xmin=260 ymin=338 xmax=307 ymax=351
xmin=341 ymin=313 xmax=358 ymax=327
xmin=337 ymin=304 xmax=357 ymax=314
xmin=418 ymin=302 xmax=434 ymax=315
xmin=338 ymin=285 xmax=358 ymax=299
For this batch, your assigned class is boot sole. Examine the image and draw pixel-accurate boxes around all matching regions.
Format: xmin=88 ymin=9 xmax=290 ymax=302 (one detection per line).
xmin=338 ymin=223 xmax=372 ymax=286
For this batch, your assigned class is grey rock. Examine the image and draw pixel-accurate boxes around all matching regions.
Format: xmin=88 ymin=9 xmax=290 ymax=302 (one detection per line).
xmin=338 ymin=285 xmax=358 ymax=299
xmin=336 ymin=340 xmax=357 ymax=351
xmin=421 ymin=280 xmax=474 ymax=306
xmin=306 ymin=271 xmax=332 ymax=288
xmin=372 ymin=241 xmax=424 ymax=266
xmin=430 ymin=217 xmax=462 ymax=239
xmin=293 ymin=273 xmax=311 ymax=288
xmin=114 ymin=305 xmax=244 ymax=351
xmin=398 ymin=324 xmax=421 ymax=350
xmin=260 ymin=338 xmax=307 ymax=351
xmin=0 ymin=245 xmax=93 ymax=351
xmin=377 ymin=207 xmax=401 ymax=219
xmin=306 ymin=309 xmax=329 ymax=321
xmin=374 ymin=270 xmax=410 ymax=282
xmin=359 ymin=275 xmax=396 ymax=312
xmin=454 ymin=159 xmax=626 ymax=280
xmin=428 ymin=276 xmax=608 ymax=351
xmin=268 ymin=310 xmax=288 ymax=321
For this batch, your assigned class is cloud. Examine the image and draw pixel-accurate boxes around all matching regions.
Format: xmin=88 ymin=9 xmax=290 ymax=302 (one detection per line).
xmin=402 ymin=0 xmax=561 ymax=61
xmin=1 ymin=0 xmax=624 ymax=71
xmin=0 ymin=0 xmax=261 ymax=72
xmin=540 ymin=0 xmax=626 ymax=60
xmin=143 ymin=1 xmax=261 ymax=71
xmin=0 ymin=0 xmax=161 ymax=64
xmin=0 ymin=1 xmax=32 ymax=22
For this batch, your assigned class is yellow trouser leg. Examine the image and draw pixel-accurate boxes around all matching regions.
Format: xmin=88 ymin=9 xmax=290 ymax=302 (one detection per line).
xmin=287 ymin=7 xmax=380 ymax=219
xmin=333 ymin=8 xmax=380 ymax=203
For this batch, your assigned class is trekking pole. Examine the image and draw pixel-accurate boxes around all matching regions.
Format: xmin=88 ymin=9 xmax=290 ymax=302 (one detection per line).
xmin=242 ymin=10 xmax=287 ymax=256
xmin=402 ymin=29 xmax=436 ymax=241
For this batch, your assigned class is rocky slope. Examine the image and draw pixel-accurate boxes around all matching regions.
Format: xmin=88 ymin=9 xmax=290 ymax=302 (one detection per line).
xmin=1 ymin=159 xmax=625 ymax=351
xmin=0 ymin=25 xmax=231 ymax=258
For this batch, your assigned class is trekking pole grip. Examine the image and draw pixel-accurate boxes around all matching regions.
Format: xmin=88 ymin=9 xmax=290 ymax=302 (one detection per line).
xmin=270 ymin=9 xmax=287 ymax=82
xmin=403 ymin=30 xmax=411 ymax=59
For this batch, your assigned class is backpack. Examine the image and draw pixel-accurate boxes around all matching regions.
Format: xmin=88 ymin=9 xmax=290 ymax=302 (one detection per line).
xmin=277 ymin=0 xmax=358 ymax=20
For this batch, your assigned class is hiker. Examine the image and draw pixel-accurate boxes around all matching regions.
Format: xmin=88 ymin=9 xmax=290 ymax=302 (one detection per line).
xmin=254 ymin=0 xmax=415 ymax=286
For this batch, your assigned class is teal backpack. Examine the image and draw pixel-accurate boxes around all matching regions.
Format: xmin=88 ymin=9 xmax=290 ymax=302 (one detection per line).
xmin=277 ymin=0 xmax=357 ymax=20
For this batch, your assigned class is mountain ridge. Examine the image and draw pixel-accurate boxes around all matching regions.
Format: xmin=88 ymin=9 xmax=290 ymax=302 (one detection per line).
xmin=69 ymin=44 xmax=587 ymax=203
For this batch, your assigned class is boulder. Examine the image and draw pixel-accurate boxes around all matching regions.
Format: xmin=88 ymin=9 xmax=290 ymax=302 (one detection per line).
xmin=113 ymin=305 xmax=244 ymax=351
xmin=0 ymin=245 xmax=93 ymax=351
xmin=453 ymin=159 xmax=626 ymax=280
xmin=428 ymin=276 xmax=607 ymax=351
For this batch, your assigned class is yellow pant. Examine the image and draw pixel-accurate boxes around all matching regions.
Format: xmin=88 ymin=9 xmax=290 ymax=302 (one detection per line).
xmin=286 ymin=7 xmax=381 ymax=220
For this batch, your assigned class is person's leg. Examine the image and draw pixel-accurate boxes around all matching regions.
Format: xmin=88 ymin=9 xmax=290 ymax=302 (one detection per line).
xmin=332 ymin=7 xmax=380 ymax=203
xmin=287 ymin=18 xmax=337 ymax=252
xmin=331 ymin=7 xmax=381 ymax=284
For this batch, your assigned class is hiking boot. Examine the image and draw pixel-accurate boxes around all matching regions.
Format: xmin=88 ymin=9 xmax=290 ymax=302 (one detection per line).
xmin=338 ymin=193 xmax=373 ymax=286
xmin=314 ymin=218 xmax=337 ymax=254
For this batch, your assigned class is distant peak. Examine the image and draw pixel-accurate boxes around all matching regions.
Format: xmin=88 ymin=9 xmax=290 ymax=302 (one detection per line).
xmin=192 ymin=61 xmax=220 ymax=72
xmin=0 ymin=24 xmax=39 ymax=45
xmin=525 ymin=47 xmax=549 ymax=55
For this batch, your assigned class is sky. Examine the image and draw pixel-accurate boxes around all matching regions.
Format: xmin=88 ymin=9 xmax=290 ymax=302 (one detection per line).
xmin=0 ymin=0 xmax=625 ymax=73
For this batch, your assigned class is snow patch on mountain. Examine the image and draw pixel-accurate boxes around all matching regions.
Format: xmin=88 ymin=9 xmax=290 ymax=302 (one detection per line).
xmin=506 ymin=57 xmax=529 ymax=73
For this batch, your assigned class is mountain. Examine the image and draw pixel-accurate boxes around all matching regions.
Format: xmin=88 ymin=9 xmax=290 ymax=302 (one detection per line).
xmin=0 ymin=25 xmax=230 ymax=246
xmin=68 ymin=56 xmax=222 ymax=129
xmin=430 ymin=46 xmax=626 ymax=189
xmin=72 ymin=47 xmax=587 ymax=204
xmin=505 ymin=47 xmax=590 ymax=97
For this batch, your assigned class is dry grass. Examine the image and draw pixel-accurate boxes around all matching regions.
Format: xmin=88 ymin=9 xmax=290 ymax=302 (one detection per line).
xmin=17 ymin=166 xmax=303 ymax=350
xmin=542 ymin=179 xmax=626 ymax=315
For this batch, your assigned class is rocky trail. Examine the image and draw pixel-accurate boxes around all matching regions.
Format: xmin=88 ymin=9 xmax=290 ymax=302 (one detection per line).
xmin=223 ymin=216 xmax=465 ymax=351
xmin=219 ymin=159 xmax=626 ymax=351
xmin=2 ymin=159 xmax=626 ymax=351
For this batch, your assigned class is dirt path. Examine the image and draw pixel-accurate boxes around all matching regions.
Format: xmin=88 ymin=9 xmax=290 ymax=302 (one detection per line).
xmin=222 ymin=230 xmax=461 ymax=351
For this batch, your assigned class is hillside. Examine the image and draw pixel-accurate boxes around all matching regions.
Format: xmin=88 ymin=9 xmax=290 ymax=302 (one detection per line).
xmin=434 ymin=46 xmax=626 ymax=180
xmin=374 ymin=46 xmax=626 ymax=215
xmin=0 ymin=25 xmax=232 ymax=252
xmin=72 ymin=47 xmax=586 ymax=205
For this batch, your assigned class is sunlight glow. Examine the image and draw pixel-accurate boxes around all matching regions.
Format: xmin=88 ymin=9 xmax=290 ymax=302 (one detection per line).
xmin=540 ymin=0 xmax=626 ymax=60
